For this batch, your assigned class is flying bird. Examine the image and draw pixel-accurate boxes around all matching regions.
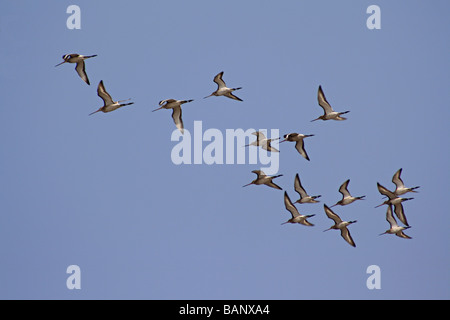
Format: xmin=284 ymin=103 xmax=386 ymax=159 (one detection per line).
xmin=392 ymin=168 xmax=420 ymax=196
xmin=55 ymin=53 xmax=97 ymax=85
xmin=245 ymin=131 xmax=280 ymax=152
xmin=89 ymin=80 xmax=134 ymax=115
xmin=323 ymin=204 xmax=357 ymax=247
xmin=379 ymin=205 xmax=412 ymax=239
xmin=281 ymin=192 xmax=315 ymax=226
xmin=152 ymin=99 xmax=194 ymax=134
xmin=311 ymin=85 xmax=350 ymax=122
xmin=204 ymin=71 xmax=243 ymax=101
xmin=375 ymin=183 xmax=413 ymax=227
xmin=330 ymin=179 xmax=366 ymax=208
xmin=293 ymin=173 xmax=321 ymax=204
xmin=243 ymin=170 xmax=283 ymax=190
xmin=279 ymin=133 xmax=314 ymax=161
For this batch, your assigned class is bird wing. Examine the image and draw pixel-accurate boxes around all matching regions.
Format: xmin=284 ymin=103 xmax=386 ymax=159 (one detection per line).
xmin=97 ymin=81 xmax=114 ymax=106
xmin=294 ymin=174 xmax=308 ymax=198
xmin=213 ymin=71 xmax=226 ymax=89
xmin=377 ymin=183 xmax=396 ymax=200
xmin=262 ymin=141 xmax=279 ymax=152
xmin=393 ymin=203 xmax=409 ymax=227
xmin=385 ymin=205 xmax=398 ymax=228
xmin=171 ymin=106 xmax=184 ymax=134
xmin=324 ymin=204 xmax=343 ymax=224
xmin=396 ymin=231 xmax=412 ymax=239
xmin=75 ymin=60 xmax=90 ymax=85
xmin=300 ymin=219 xmax=314 ymax=227
xmin=254 ymin=131 xmax=267 ymax=141
xmin=339 ymin=179 xmax=352 ymax=198
xmin=224 ymin=91 xmax=243 ymax=101
xmin=266 ymin=180 xmax=282 ymax=190
xmin=340 ymin=227 xmax=356 ymax=247
xmin=284 ymin=192 xmax=300 ymax=218
xmin=392 ymin=168 xmax=406 ymax=189
xmin=294 ymin=140 xmax=309 ymax=160
xmin=317 ymin=85 xmax=334 ymax=114
xmin=252 ymin=170 xmax=265 ymax=179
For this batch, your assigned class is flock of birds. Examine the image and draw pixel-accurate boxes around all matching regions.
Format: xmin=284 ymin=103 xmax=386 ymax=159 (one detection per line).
xmin=55 ymin=53 xmax=421 ymax=248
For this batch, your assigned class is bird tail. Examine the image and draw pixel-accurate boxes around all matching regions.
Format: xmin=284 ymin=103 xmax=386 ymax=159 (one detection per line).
xmin=232 ymin=87 xmax=242 ymax=91
xmin=85 ymin=54 xmax=98 ymax=59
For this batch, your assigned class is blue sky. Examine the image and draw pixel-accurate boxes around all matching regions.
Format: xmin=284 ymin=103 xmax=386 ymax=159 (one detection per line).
xmin=0 ymin=1 xmax=448 ymax=299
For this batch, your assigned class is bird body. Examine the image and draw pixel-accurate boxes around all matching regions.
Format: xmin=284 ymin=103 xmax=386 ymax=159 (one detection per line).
xmin=280 ymin=133 xmax=314 ymax=160
xmin=245 ymin=131 xmax=280 ymax=152
xmin=152 ymin=99 xmax=194 ymax=134
xmin=204 ymin=71 xmax=243 ymax=101
xmin=375 ymin=183 xmax=413 ymax=227
xmin=293 ymin=174 xmax=321 ymax=204
xmin=281 ymin=192 xmax=315 ymax=226
xmin=55 ymin=53 xmax=97 ymax=85
xmin=243 ymin=170 xmax=283 ymax=190
xmin=311 ymin=85 xmax=349 ymax=122
xmin=89 ymin=80 xmax=134 ymax=115
xmin=379 ymin=205 xmax=412 ymax=239
xmin=323 ymin=204 xmax=357 ymax=247
xmin=392 ymin=168 xmax=420 ymax=196
xmin=330 ymin=179 xmax=366 ymax=208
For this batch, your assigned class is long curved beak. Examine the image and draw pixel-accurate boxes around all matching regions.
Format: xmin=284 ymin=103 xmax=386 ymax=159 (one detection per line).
xmin=55 ymin=61 xmax=66 ymax=67
xmin=89 ymin=109 xmax=101 ymax=116
xmin=323 ymin=227 xmax=332 ymax=232
xmin=374 ymin=203 xmax=384 ymax=208
xmin=203 ymin=94 xmax=213 ymax=99
xmin=242 ymin=182 xmax=253 ymax=187
xmin=152 ymin=106 xmax=164 ymax=112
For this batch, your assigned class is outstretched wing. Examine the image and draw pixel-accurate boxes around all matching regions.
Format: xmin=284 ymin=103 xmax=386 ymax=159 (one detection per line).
xmin=340 ymin=227 xmax=356 ymax=247
xmin=171 ymin=106 xmax=184 ymax=134
xmin=317 ymin=85 xmax=334 ymax=114
xmin=377 ymin=182 xmax=396 ymax=200
xmin=338 ymin=179 xmax=352 ymax=198
xmin=294 ymin=174 xmax=308 ymax=198
xmin=224 ymin=91 xmax=243 ymax=101
xmin=392 ymin=168 xmax=405 ymax=189
xmin=284 ymin=192 xmax=300 ymax=218
xmin=97 ymin=80 xmax=114 ymax=105
xmin=324 ymin=204 xmax=343 ymax=224
xmin=294 ymin=140 xmax=309 ymax=160
xmin=213 ymin=71 xmax=226 ymax=89
xmin=75 ymin=60 xmax=90 ymax=85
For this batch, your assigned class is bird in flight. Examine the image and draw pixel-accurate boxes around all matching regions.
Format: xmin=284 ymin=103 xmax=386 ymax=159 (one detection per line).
xmin=55 ymin=53 xmax=97 ymax=85
xmin=311 ymin=85 xmax=350 ymax=122
xmin=323 ymin=204 xmax=357 ymax=247
xmin=204 ymin=71 xmax=243 ymax=101
xmin=152 ymin=99 xmax=194 ymax=134
xmin=281 ymin=192 xmax=315 ymax=226
xmin=89 ymin=80 xmax=134 ymax=115
xmin=243 ymin=170 xmax=283 ymax=190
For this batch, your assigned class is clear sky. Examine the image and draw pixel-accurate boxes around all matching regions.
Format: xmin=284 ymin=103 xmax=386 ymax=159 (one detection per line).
xmin=0 ymin=0 xmax=448 ymax=300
